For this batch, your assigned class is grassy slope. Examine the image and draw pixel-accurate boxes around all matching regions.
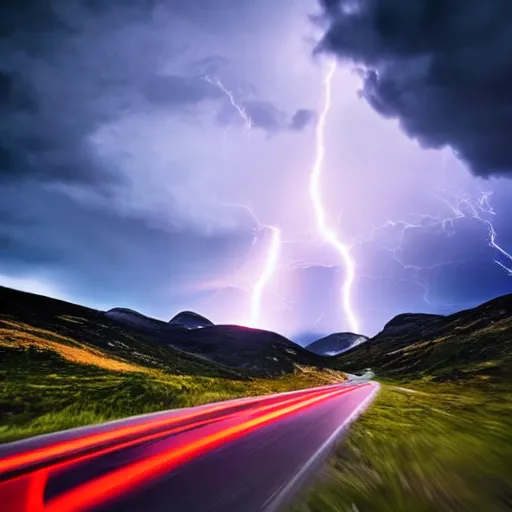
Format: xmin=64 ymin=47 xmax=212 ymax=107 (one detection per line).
xmin=295 ymin=295 xmax=512 ymax=512
xmin=333 ymin=294 xmax=512 ymax=382
xmin=0 ymin=287 xmax=344 ymax=443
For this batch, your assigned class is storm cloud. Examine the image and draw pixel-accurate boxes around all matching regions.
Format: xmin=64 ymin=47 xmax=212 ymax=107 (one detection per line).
xmin=318 ymin=0 xmax=512 ymax=177
xmin=1 ymin=0 xmax=511 ymax=338
xmin=289 ymin=108 xmax=316 ymax=131
xmin=0 ymin=0 xmax=284 ymax=311
xmin=1 ymin=0 xmax=316 ymax=191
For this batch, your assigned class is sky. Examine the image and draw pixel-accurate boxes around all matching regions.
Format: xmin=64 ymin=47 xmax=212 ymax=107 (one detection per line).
xmin=1 ymin=0 xmax=512 ymax=342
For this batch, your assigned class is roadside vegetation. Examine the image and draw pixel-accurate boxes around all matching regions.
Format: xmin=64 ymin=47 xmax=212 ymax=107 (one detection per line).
xmin=294 ymin=295 xmax=512 ymax=512
xmin=0 ymin=287 xmax=344 ymax=443
xmin=294 ymin=381 xmax=512 ymax=512
xmin=3 ymin=285 xmax=511 ymax=510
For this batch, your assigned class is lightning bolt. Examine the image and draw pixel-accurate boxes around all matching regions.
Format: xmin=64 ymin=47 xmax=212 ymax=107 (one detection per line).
xmin=220 ymin=202 xmax=283 ymax=328
xmin=309 ymin=60 xmax=360 ymax=334
xmin=248 ymin=225 xmax=282 ymax=328
xmin=353 ymin=188 xmax=512 ymax=312
xmin=438 ymin=191 xmax=512 ymax=274
xmin=204 ymin=75 xmax=253 ymax=130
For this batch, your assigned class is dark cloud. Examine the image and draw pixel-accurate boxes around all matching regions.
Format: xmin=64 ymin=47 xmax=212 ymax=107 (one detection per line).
xmin=143 ymin=75 xmax=221 ymax=106
xmin=1 ymin=0 xmax=67 ymax=38
xmin=289 ymin=109 xmax=316 ymax=131
xmin=0 ymin=0 xmax=272 ymax=317
xmin=216 ymin=98 xmax=316 ymax=134
xmin=0 ymin=16 xmax=114 ymax=185
xmin=0 ymin=1 xmax=244 ymax=188
xmin=244 ymin=101 xmax=287 ymax=132
xmin=1 ymin=0 xmax=310 ymax=188
xmin=318 ymin=0 xmax=512 ymax=177
xmin=0 ymin=184 xmax=255 ymax=312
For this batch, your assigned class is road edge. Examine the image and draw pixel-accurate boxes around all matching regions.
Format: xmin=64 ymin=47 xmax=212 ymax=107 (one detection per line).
xmin=263 ymin=381 xmax=381 ymax=512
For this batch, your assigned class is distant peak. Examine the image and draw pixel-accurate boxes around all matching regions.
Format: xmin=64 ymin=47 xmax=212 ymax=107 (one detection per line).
xmin=169 ymin=311 xmax=214 ymax=329
xmin=306 ymin=332 xmax=369 ymax=356
xmin=106 ymin=307 xmax=150 ymax=319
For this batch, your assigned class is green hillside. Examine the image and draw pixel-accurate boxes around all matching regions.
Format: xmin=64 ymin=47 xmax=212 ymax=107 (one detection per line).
xmin=0 ymin=286 xmax=344 ymax=443
xmin=296 ymin=295 xmax=512 ymax=512
xmin=334 ymin=294 xmax=512 ymax=383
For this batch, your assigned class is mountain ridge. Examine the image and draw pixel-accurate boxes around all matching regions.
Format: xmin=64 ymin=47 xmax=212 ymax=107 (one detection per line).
xmin=333 ymin=293 xmax=512 ymax=382
xmin=306 ymin=332 xmax=369 ymax=356
xmin=0 ymin=286 xmax=335 ymax=376
xmin=0 ymin=285 xmax=346 ymax=443
xmin=169 ymin=310 xmax=214 ymax=329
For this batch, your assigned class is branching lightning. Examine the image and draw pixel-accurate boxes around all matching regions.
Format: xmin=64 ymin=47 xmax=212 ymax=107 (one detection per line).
xmin=438 ymin=191 xmax=512 ymax=274
xmin=211 ymin=63 xmax=366 ymax=333
xmin=204 ymin=75 xmax=253 ymax=130
xmin=204 ymin=76 xmax=285 ymax=327
xmin=309 ymin=60 xmax=360 ymax=334
xmin=352 ymin=189 xmax=512 ymax=310
xmin=205 ymin=58 xmax=511 ymax=335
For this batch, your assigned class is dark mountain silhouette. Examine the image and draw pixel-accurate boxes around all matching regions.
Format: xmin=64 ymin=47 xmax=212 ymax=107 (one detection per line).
xmin=169 ymin=311 xmax=213 ymax=329
xmin=306 ymin=333 xmax=369 ymax=356
xmin=381 ymin=313 xmax=445 ymax=334
xmin=0 ymin=286 xmax=335 ymax=377
xmin=160 ymin=324 xmax=330 ymax=374
xmin=334 ymin=295 xmax=512 ymax=382
xmin=105 ymin=307 xmax=169 ymax=333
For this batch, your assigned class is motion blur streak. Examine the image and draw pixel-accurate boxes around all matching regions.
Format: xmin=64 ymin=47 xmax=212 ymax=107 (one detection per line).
xmin=7 ymin=386 xmax=339 ymax=482
xmin=26 ymin=471 xmax=47 ymax=512
xmin=249 ymin=226 xmax=282 ymax=327
xmin=264 ymin=382 xmax=380 ymax=512
xmin=310 ymin=60 xmax=360 ymax=334
xmin=0 ymin=404 xmax=232 ymax=475
xmin=0 ymin=385 xmax=325 ymax=476
xmin=41 ymin=386 xmax=360 ymax=512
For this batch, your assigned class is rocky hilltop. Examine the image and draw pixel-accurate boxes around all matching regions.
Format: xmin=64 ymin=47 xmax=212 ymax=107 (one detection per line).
xmin=306 ymin=332 xmax=369 ymax=356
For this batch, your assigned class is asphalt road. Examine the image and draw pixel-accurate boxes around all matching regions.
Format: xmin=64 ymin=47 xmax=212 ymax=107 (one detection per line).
xmin=0 ymin=381 xmax=379 ymax=512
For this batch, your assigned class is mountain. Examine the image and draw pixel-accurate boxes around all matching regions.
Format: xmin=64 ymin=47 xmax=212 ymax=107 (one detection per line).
xmin=334 ymin=294 xmax=512 ymax=382
xmin=306 ymin=333 xmax=369 ymax=356
xmin=380 ymin=312 xmax=445 ymax=334
xmin=0 ymin=286 xmax=233 ymax=377
xmin=105 ymin=307 xmax=170 ymax=333
xmin=0 ymin=286 xmax=334 ymax=377
xmin=160 ymin=325 xmax=330 ymax=374
xmin=102 ymin=306 xmax=331 ymax=375
xmin=169 ymin=311 xmax=214 ymax=329
xmin=0 ymin=285 xmax=346 ymax=443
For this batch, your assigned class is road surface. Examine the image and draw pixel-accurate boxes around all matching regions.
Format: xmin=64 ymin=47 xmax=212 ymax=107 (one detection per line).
xmin=0 ymin=381 xmax=379 ymax=512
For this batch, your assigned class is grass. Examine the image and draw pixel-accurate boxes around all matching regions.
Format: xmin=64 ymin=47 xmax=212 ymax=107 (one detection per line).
xmin=335 ymin=295 xmax=512 ymax=383
xmin=0 ymin=320 xmax=150 ymax=373
xmin=294 ymin=381 xmax=512 ymax=512
xmin=4 ymin=285 xmax=511 ymax=510
xmin=293 ymin=294 xmax=512 ymax=512
xmin=0 ymin=320 xmax=344 ymax=444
